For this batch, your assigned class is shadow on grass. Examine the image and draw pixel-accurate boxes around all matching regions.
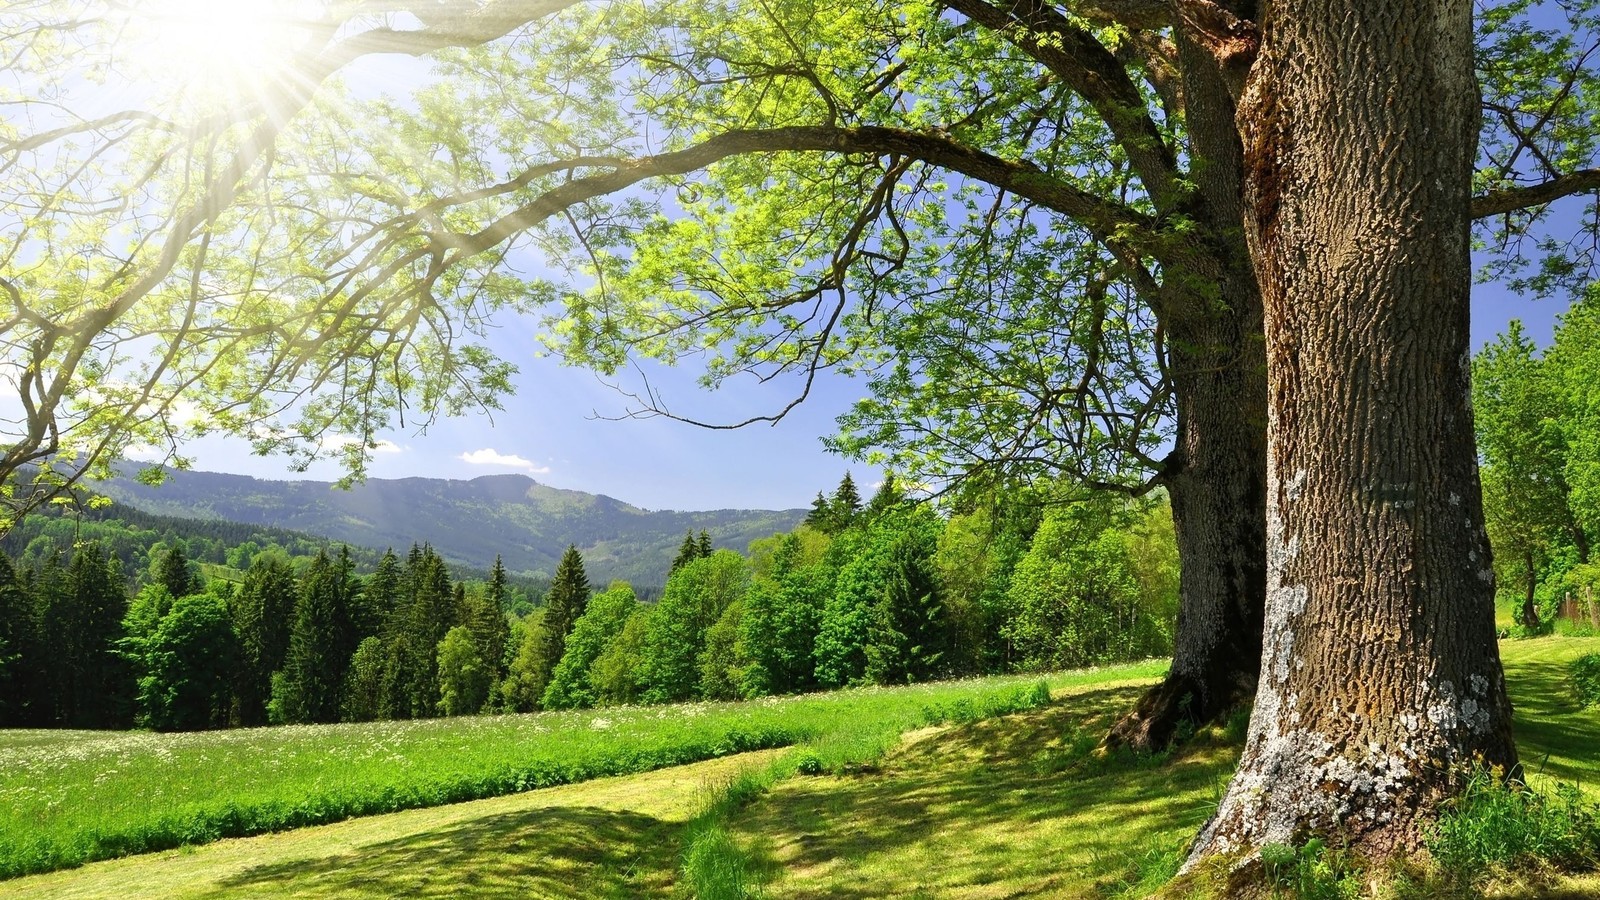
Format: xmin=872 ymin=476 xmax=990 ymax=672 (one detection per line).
xmin=730 ymin=684 xmax=1236 ymax=899
xmin=1504 ymin=646 xmax=1600 ymax=789
xmin=218 ymin=803 xmax=682 ymax=899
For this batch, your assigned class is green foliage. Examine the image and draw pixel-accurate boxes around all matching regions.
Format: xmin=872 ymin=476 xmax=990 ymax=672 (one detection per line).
xmin=275 ymin=551 xmax=354 ymax=725
xmin=133 ymin=593 xmax=239 ymax=732
xmin=229 ymin=551 xmax=297 ymax=726
xmin=639 ymin=551 xmax=751 ymax=703
xmin=342 ymin=636 xmax=386 ymax=722
xmin=1003 ymin=495 xmax=1176 ymax=672
xmin=436 ymin=625 xmax=491 ymax=717
xmin=589 ymin=607 xmax=652 ymax=707
xmin=1258 ymin=838 xmax=1361 ymax=900
xmin=699 ymin=597 xmax=749 ymax=701
xmin=500 ymin=610 xmax=549 ymax=713
xmin=1428 ymin=768 xmax=1600 ymax=890
xmin=151 ymin=543 xmax=203 ymax=601
xmin=1570 ymin=653 xmax=1600 ymax=707
xmin=541 ymin=582 xmax=639 ymax=710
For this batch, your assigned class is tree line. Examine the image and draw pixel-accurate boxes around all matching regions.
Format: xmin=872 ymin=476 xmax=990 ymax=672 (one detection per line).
xmin=0 ymin=475 xmax=1177 ymax=731
xmin=1476 ymin=287 xmax=1600 ymax=632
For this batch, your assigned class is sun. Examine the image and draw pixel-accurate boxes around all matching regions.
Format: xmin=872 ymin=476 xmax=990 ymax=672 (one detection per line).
xmin=123 ymin=0 xmax=322 ymax=105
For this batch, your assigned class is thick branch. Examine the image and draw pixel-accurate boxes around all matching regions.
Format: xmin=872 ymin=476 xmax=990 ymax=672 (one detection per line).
xmin=939 ymin=0 xmax=1184 ymax=210
xmin=1471 ymin=168 xmax=1600 ymax=219
xmin=448 ymin=125 xmax=1158 ymax=262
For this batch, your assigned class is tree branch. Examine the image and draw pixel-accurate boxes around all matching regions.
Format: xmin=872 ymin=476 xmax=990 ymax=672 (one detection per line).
xmin=1472 ymin=168 xmax=1600 ymax=219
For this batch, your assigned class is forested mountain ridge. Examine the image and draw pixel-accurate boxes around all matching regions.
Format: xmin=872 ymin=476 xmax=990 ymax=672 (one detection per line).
xmin=95 ymin=468 xmax=805 ymax=585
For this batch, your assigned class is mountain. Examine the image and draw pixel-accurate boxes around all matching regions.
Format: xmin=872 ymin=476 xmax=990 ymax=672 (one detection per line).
xmin=95 ymin=468 xmax=805 ymax=587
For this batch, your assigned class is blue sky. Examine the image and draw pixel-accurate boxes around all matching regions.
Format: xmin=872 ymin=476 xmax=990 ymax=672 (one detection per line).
xmin=175 ymin=282 xmax=1570 ymax=512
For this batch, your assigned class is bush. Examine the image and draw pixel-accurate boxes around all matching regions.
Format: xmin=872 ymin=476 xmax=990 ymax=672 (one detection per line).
xmin=1428 ymin=768 xmax=1600 ymax=889
xmin=1573 ymin=654 xmax=1600 ymax=707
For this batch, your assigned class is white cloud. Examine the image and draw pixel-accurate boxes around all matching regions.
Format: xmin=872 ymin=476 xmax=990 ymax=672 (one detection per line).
xmin=459 ymin=448 xmax=550 ymax=474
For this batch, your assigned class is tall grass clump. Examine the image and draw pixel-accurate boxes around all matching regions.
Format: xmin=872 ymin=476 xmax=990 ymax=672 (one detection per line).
xmin=1427 ymin=768 xmax=1600 ymax=891
xmin=0 ymin=663 xmax=1157 ymax=879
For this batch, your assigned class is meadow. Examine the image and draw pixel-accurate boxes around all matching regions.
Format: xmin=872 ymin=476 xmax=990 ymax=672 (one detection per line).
xmin=0 ymin=660 xmax=1166 ymax=880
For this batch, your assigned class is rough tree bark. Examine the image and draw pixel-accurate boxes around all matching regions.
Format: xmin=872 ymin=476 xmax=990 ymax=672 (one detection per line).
xmin=1187 ymin=0 xmax=1518 ymax=865
xmin=1105 ymin=16 xmax=1269 ymax=753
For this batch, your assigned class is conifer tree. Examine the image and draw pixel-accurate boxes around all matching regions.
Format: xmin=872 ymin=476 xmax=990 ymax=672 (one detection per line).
xmin=0 ymin=555 xmax=36 ymax=726
xmin=231 ymin=551 xmax=298 ymax=725
xmin=831 ymin=473 xmax=862 ymax=527
xmin=273 ymin=550 xmax=347 ymax=724
xmin=697 ymin=529 xmax=713 ymax=559
xmin=152 ymin=543 xmax=202 ymax=600
xmin=866 ymin=474 xmax=906 ymax=519
xmin=803 ymin=491 xmax=832 ymax=531
xmin=670 ymin=530 xmax=700 ymax=574
xmin=468 ymin=556 xmax=512 ymax=694
xmin=381 ymin=547 xmax=457 ymax=719
xmin=528 ymin=545 xmax=590 ymax=707
xmin=63 ymin=544 xmax=131 ymax=728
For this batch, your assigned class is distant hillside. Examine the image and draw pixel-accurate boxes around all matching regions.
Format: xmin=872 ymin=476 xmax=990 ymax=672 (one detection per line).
xmin=96 ymin=468 xmax=805 ymax=587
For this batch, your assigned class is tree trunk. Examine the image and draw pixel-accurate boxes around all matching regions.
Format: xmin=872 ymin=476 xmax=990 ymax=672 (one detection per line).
xmin=1188 ymin=0 xmax=1518 ymax=865
xmin=1520 ymin=550 xmax=1540 ymax=629
xmin=1105 ymin=24 xmax=1269 ymax=753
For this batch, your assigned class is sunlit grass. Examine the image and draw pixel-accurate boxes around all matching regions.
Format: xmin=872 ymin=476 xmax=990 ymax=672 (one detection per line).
xmin=0 ymin=661 xmax=1165 ymax=880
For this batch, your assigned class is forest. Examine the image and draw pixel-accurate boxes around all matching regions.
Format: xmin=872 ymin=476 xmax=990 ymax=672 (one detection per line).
xmin=0 ymin=472 xmax=1178 ymax=733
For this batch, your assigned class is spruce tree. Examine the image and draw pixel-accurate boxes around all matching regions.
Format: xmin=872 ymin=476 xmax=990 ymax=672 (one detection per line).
xmin=0 ymin=555 xmax=36 ymax=726
xmin=66 ymin=544 xmax=131 ymax=728
xmin=697 ymin=529 xmax=713 ymax=559
xmin=231 ymin=552 xmax=298 ymax=725
xmin=866 ymin=473 xmax=906 ymax=519
xmin=468 ymin=556 xmax=512 ymax=692
xmin=153 ymin=543 xmax=202 ymax=599
xmin=274 ymin=551 xmax=346 ymax=724
xmin=530 ymin=545 xmax=589 ymax=707
xmin=803 ymin=491 xmax=832 ymax=531
xmin=670 ymin=530 xmax=700 ymax=574
xmin=831 ymin=473 xmax=862 ymax=527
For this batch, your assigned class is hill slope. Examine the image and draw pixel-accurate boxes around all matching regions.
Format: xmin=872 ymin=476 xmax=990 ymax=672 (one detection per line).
xmin=97 ymin=468 xmax=804 ymax=586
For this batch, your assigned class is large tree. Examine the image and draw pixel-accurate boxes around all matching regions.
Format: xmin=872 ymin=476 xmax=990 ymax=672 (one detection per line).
xmin=1187 ymin=0 xmax=1519 ymax=864
xmin=10 ymin=0 xmax=1596 ymax=757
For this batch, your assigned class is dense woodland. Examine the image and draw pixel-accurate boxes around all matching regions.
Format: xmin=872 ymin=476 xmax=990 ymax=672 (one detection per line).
xmin=0 ymin=474 xmax=1178 ymax=732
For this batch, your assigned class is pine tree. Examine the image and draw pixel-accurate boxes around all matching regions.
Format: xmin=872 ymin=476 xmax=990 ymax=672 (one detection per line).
xmin=866 ymin=473 xmax=906 ymax=519
xmin=831 ymin=473 xmax=862 ymax=527
xmin=697 ymin=529 xmax=713 ymax=559
xmin=670 ymin=530 xmax=700 ymax=574
xmin=65 ymin=544 xmax=131 ymax=728
xmin=468 ymin=556 xmax=512 ymax=694
xmin=152 ymin=543 xmax=202 ymax=600
xmin=273 ymin=551 xmax=347 ymax=724
xmin=527 ymin=545 xmax=589 ymax=707
xmin=0 ymin=555 xmax=36 ymax=726
xmin=803 ymin=491 xmax=832 ymax=531
xmin=231 ymin=551 xmax=297 ymax=725
xmin=381 ymin=548 xmax=458 ymax=719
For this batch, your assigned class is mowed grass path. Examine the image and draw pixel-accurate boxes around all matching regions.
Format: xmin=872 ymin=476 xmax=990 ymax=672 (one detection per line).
xmin=0 ymin=663 xmax=1165 ymax=880
xmin=721 ymin=636 xmax=1600 ymax=899
xmin=0 ymin=750 xmax=785 ymax=900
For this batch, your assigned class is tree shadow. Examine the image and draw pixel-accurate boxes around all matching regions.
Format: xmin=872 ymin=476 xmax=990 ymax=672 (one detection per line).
xmin=217 ymin=803 xmax=682 ymax=898
xmin=1505 ymin=653 xmax=1600 ymax=788
xmin=730 ymin=685 xmax=1235 ymax=899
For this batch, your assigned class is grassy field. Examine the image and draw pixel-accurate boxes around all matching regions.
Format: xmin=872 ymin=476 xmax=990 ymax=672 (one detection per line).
xmin=3 ymin=642 xmax=1593 ymax=898
xmin=0 ymin=661 xmax=1165 ymax=880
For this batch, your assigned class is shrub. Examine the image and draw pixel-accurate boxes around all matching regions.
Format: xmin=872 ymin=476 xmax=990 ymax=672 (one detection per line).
xmin=1573 ymin=654 xmax=1600 ymax=707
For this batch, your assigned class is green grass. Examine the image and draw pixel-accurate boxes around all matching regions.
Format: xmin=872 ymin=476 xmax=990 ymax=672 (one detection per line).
xmin=715 ymin=637 xmax=1600 ymax=899
xmin=0 ymin=660 xmax=1166 ymax=880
